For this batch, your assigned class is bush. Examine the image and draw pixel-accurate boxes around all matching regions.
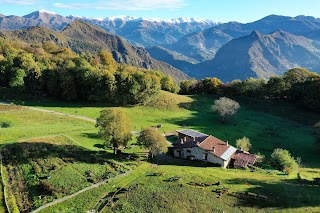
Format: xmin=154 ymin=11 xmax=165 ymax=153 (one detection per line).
xmin=236 ymin=136 xmax=252 ymax=152
xmin=1 ymin=121 xmax=12 ymax=128
xmin=271 ymin=148 xmax=299 ymax=174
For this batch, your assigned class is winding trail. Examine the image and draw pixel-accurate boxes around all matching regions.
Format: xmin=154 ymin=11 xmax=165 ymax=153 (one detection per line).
xmin=0 ymin=101 xmax=96 ymax=123
xmin=0 ymin=102 xmax=143 ymax=136
xmin=1 ymin=101 xmax=147 ymax=212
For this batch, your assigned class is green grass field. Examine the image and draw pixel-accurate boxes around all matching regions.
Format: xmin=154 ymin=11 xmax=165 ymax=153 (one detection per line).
xmin=0 ymin=91 xmax=319 ymax=212
xmin=39 ymin=160 xmax=320 ymax=213
xmin=1 ymin=135 xmax=139 ymax=212
xmin=20 ymin=92 xmax=320 ymax=167
xmin=0 ymin=105 xmax=102 ymax=150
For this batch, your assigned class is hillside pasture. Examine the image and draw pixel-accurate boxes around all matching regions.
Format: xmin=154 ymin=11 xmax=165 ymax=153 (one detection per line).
xmin=39 ymin=161 xmax=320 ymax=213
xmin=0 ymin=104 xmax=102 ymax=150
xmin=1 ymin=135 xmax=139 ymax=212
xmin=20 ymin=93 xmax=320 ymax=167
xmin=0 ymin=92 xmax=319 ymax=212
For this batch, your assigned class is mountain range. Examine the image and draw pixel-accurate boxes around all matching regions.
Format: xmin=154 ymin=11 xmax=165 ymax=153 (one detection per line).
xmin=0 ymin=20 xmax=188 ymax=81
xmin=1 ymin=10 xmax=320 ymax=82
xmin=0 ymin=10 xmax=219 ymax=47
xmin=196 ymin=30 xmax=320 ymax=81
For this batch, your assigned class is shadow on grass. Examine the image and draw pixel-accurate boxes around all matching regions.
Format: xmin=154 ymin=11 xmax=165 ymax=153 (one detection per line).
xmin=152 ymin=152 xmax=221 ymax=168
xmin=94 ymin=144 xmax=105 ymax=149
xmin=170 ymin=94 xmax=320 ymax=165
xmin=82 ymin=132 xmax=100 ymax=139
xmin=224 ymin=178 xmax=320 ymax=210
xmin=1 ymin=142 xmax=117 ymax=166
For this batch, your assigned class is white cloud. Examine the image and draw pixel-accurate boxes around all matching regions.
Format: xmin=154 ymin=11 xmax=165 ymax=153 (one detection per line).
xmin=54 ymin=0 xmax=187 ymax=11
xmin=0 ymin=0 xmax=39 ymax=5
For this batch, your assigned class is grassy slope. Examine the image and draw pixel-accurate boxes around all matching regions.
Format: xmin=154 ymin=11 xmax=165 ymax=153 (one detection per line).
xmin=0 ymin=105 xmax=102 ymax=150
xmin=39 ymin=163 xmax=150 ymax=213
xmin=2 ymin=135 xmax=137 ymax=211
xmin=1 ymin=91 xmax=319 ymax=212
xmin=39 ymin=162 xmax=320 ymax=213
xmin=22 ymin=92 xmax=320 ymax=167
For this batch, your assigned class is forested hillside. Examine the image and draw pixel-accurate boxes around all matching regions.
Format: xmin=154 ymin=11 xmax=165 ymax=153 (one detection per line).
xmin=0 ymin=21 xmax=189 ymax=82
xmin=0 ymin=39 xmax=178 ymax=104
xmin=179 ymin=68 xmax=320 ymax=112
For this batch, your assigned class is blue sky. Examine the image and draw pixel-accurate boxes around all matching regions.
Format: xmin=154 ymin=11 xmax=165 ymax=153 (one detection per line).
xmin=0 ymin=0 xmax=319 ymax=23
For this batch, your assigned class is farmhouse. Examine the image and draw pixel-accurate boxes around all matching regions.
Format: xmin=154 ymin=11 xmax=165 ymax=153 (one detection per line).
xmin=173 ymin=129 xmax=256 ymax=168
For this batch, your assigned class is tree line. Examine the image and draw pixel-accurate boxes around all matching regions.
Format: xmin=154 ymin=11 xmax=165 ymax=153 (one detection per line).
xmin=0 ymin=40 xmax=178 ymax=105
xmin=180 ymin=68 xmax=320 ymax=112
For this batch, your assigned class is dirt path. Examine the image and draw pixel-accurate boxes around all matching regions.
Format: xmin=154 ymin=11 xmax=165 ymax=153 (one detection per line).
xmin=31 ymin=170 xmax=132 ymax=213
xmin=0 ymin=101 xmax=96 ymax=123
xmin=0 ymin=102 xmax=147 ymax=212
xmin=27 ymin=106 xmax=96 ymax=123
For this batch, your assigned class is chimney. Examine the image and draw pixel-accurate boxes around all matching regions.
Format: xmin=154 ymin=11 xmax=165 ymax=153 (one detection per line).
xmin=180 ymin=139 xmax=184 ymax=144
xmin=212 ymin=147 xmax=215 ymax=153
xmin=226 ymin=141 xmax=229 ymax=146
xmin=183 ymin=137 xmax=187 ymax=142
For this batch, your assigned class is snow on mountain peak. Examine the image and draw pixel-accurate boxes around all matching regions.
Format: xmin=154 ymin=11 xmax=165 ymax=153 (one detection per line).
xmin=101 ymin=16 xmax=218 ymax=24
xmin=38 ymin=10 xmax=56 ymax=15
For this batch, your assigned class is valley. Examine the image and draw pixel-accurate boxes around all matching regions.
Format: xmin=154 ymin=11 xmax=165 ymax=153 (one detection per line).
xmin=0 ymin=5 xmax=320 ymax=213
xmin=2 ymin=11 xmax=320 ymax=81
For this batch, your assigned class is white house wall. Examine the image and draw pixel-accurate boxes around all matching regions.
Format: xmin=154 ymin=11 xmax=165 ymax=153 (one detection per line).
xmin=178 ymin=147 xmax=227 ymax=168
xmin=206 ymin=151 xmax=226 ymax=167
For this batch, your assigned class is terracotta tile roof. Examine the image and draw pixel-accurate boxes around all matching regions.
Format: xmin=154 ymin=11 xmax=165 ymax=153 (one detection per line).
xmin=232 ymin=151 xmax=257 ymax=168
xmin=198 ymin=136 xmax=236 ymax=160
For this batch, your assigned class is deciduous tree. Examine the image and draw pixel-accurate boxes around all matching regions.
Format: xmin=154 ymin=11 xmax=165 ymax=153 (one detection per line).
xmin=236 ymin=136 xmax=252 ymax=152
xmin=212 ymin=97 xmax=240 ymax=122
xmin=96 ymin=109 xmax=132 ymax=154
xmin=137 ymin=127 xmax=168 ymax=158
xmin=271 ymin=148 xmax=299 ymax=174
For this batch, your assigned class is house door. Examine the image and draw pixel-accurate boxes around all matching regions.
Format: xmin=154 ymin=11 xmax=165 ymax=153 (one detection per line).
xmin=203 ymin=153 xmax=208 ymax=161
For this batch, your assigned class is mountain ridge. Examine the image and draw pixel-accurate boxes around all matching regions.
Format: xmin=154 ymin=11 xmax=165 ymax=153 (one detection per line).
xmin=0 ymin=10 xmax=220 ymax=47
xmin=195 ymin=30 xmax=320 ymax=82
xmin=165 ymin=14 xmax=320 ymax=63
xmin=0 ymin=20 xmax=189 ymax=81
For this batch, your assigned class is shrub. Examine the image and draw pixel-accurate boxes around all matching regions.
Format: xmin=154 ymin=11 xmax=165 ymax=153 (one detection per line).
xmin=1 ymin=121 xmax=12 ymax=128
xmin=236 ymin=136 xmax=252 ymax=152
xmin=271 ymin=148 xmax=299 ymax=174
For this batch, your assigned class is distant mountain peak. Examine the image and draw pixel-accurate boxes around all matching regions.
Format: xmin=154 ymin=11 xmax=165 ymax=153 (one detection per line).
xmin=294 ymin=15 xmax=320 ymax=22
xmin=102 ymin=16 xmax=219 ymax=24
xmin=23 ymin=10 xmax=57 ymax=17
xmin=38 ymin=10 xmax=57 ymax=15
xmin=259 ymin=14 xmax=294 ymax=22
xmin=249 ymin=30 xmax=263 ymax=38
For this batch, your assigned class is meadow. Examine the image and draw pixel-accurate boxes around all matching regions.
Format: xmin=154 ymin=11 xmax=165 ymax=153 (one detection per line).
xmin=0 ymin=91 xmax=319 ymax=212
xmin=21 ymin=91 xmax=320 ymax=167
xmin=40 ymin=160 xmax=320 ymax=213
xmin=0 ymin=104 xmax=102 ymax=150
xmin=1 ymin=135 xmax=139 ymax=212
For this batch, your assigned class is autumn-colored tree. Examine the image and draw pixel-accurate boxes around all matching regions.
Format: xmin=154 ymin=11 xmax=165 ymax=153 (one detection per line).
xmin=202 ymin=77 xmax=223 ymax=94
xmin=283 ymin=68 xmax=318 ymax=88
xmin=99 ymin=50 xmax=118 ymax=73
xmin=96 ymin=108 xmax=132 ymax=154
xmin=236 ymin=136 xmax=252 ymax=152
xmin=137 ymin=127 xmax=168 ymax=158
